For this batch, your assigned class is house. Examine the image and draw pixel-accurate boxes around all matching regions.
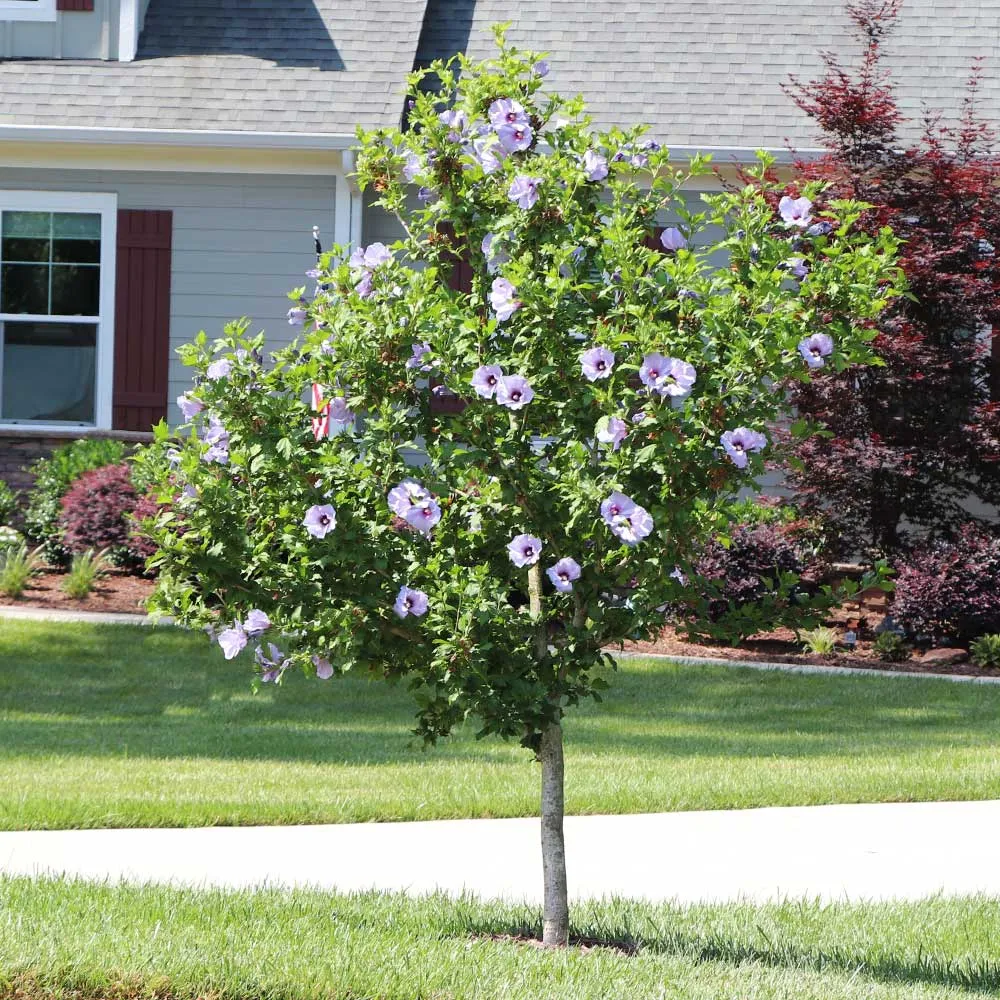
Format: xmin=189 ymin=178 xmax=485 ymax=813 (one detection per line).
xmin=0 ymin=0 xmax=996 ymax=493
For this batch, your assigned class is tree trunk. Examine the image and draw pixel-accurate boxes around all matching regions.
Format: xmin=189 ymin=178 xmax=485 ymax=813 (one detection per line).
xmin=539 ymin=719 xmax=569 ymax=948
xmin=527 ymin=561 xmax=570 ymax=948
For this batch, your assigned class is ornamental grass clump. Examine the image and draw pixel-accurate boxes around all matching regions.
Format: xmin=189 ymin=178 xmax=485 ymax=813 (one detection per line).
xmin=139 ymin=30 xmax=900 ymax=947
xmin=0 ymin=542 xmax=42 ymax=599
xmin=61 ymin=549 xmax=109 ymax=600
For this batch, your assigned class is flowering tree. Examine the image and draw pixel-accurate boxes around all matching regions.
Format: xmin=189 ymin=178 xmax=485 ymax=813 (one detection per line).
xmin=143 ymin=31 xmax=898 ymax=946
xmin=779 ymin=0 xmax=1000 ymax=557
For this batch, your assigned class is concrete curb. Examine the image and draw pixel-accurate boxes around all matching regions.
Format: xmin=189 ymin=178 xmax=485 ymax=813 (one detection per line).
xmin=2 ymin=607 xmax=995 ymax=685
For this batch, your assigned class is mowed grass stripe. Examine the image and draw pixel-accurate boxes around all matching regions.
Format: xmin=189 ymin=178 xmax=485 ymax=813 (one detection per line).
xmin=1 ymin=620 xmax=999 ymax=830
xmin=3 ymin=877 xmax=1000 ymax=1000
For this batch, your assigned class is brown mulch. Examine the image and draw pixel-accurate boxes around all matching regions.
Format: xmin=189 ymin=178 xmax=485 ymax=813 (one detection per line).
xmin=0 ymin=568 xmax=155 ymax=616
xmin=617 ymin=624 xmax=1000 ymax=678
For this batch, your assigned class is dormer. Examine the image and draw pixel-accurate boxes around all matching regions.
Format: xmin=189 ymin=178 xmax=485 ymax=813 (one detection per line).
xmin=0 ymin=0 xmax=149 ymax=60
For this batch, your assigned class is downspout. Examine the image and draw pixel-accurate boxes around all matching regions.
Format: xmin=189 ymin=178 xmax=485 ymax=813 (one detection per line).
xmin=118 ymin=0 xmax=139 ymax=61
xmin=343 ymin=149 xmax=364 ymax=249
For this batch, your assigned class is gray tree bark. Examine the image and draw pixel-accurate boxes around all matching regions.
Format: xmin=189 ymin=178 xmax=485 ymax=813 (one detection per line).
xmin=528 ymin=562 xmax=570 ymax=948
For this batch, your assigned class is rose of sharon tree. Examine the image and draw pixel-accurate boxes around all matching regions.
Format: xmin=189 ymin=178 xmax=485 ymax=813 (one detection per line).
xmin=142 ymin=32 xmax=899 ymax=947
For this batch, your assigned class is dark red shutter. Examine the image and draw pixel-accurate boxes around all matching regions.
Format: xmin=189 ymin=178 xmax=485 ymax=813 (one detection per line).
xmin=57 ymin=0 xmax=95 ymax=10
xmin=644 ymin=227 xmax=665 ymax=252
xmin=992 ymin=326 xmax=1000 ymax=403
xmin=113 ymin=209 xmax=173 ymax=431
xmin=430 ymin=223 xmax=472 ymax=416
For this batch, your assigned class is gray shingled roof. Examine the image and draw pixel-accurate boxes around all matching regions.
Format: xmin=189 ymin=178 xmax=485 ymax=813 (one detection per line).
xmin=417 ymin=0 xmax=1000 ymax=152
xmin=0 ymin=0 xmax=427 ymax=135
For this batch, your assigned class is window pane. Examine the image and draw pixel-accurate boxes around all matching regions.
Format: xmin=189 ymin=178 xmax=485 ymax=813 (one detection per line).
xmin=51 ymin=264 xmax=100 ymax=315
xmin=1 ymin=263 xmax=49 ymax=313
xmin=52 ymin=238 xmax=100 ymax=265
xmin=2 ymin=211 xmax=50 ymax=238
xmin=52 ymin=213 xmax=101 ymax=239
xmin=1 ymin=236 xmax=50 ymax=263
xmin=1 ymin=320 xmax=96 ymax=423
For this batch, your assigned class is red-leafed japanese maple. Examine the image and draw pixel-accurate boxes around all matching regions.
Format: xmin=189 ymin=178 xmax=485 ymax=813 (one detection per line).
xmin=781 ymin=0 xmax=1000 ymax=558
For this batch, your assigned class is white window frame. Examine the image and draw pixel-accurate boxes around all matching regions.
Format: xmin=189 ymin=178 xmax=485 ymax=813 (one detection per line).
xmin=0 ymin=0 xmax=57 ymax=22
xmin=0 ymin=190 xmax=117 ymax=431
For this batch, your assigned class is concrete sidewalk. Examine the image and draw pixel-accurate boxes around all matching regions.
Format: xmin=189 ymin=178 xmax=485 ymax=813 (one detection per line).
xmin=3 ymin=800 xmax=999 ymax=904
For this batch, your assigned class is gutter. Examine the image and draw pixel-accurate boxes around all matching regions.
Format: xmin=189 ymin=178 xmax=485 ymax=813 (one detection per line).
xmin=0 ymin=125 xmax=358 ymax=152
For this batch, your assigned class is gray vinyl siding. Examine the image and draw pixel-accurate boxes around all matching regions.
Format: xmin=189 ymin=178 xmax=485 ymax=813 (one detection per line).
xmin=0 ymin=0 xmax=119 ymax=59
xmin=0 ymin=167 xmax=336 ymax=425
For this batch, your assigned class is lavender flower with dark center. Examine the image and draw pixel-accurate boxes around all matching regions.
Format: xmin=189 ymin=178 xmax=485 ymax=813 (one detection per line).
xmin=488 ymin=98 xmax=529 ymax=129
xmin=495 ymin=374 xmax=534 ymax=410
xmin=490 ymin=277 xmax=522 ymax=321
xmin=508 ymin=175 xmax=541 ymax=210
xmin=580 ymin=346 xmax=615 ymax=381
xmin=474 ymin=136 xmax=506 ymax=174
xmin=597 ymin=416 xmax=628 ymax=450
xmin=388 ymin=479 xmax=430 ymax=517
xmin=783 ymin=257 xmax=808 ymax=280
xmin=659 ymin=227 xmax=687 ymax=251
xmin=404 ymin=499 xmax=441 ymax=534
xmin=406 ymin=342 xmax=433 ymax=371
xmin=402 ymin=151 xmax=423 ymax=182
xmin=533 ymin=59 xmax=550 ymax=77
xmin=658 ymin=358 xmax=697 ymax=398
xmin=546 ymin=557 xmax=581 ymax=593
xmin=329 ymin=396 xmax=353 ymax=422
xmin=394 ymin=585 xmax=429 ymax=618
xmin=417 ymin=187 xmax=438 ymax=204
xmin=177 ymin=393 xmax=204 ymax=421
xmin=202 ymin=415 xmax=229 ymax=465
xmin=243 ymin=609 xmax=271 ymax=636
xmin=721 ymin=428 xmax=768 ymax=468
xmin=508 ymin=533 xmax=543 ymax=568
xmin=218 ymin=623 xmax=247 ymax=660
xmin=582 ymin=149 xmax=609 ymax=181
xmin=312 ymin=655 xmax=334 ymax=680
xmin=498 ymin=123 xmax=533 ymax=153
xmin=303 ymin=503 xmax=337 ymax=539
xmin=798 ymin=333 xmax=834 ymax=369
xmin=600 ymin=491 xmax=653 ymax=546
xmin=287 ymin=306 xmax=307 ymax=326
xmin=206 ymin=358 xmax=232 ymax=381
xmin=439 ymin=108 xmax=468 ymax=137
xmin=806 ymin=220 xmax=833 ymax=237
xmin=471 ymin=364 xmax=504 ymax=398
xmin=779 ymin=195 xmax=812 ymax=228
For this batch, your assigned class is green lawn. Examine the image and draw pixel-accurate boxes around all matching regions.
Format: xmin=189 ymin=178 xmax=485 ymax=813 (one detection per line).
xmin=1 ymin=619 xmax=1000 ymax=830
xmin=3 ymin=877 xmax=1000 ymax=999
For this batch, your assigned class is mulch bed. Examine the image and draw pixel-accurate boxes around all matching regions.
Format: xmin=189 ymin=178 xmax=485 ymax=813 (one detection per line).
xmin=3 ymin=571 xmax=996 ymax=680
xmin=0 ymin=568 xmax=156 ymax=616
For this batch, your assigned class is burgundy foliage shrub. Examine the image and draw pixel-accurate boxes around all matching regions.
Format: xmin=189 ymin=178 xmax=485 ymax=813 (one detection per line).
xmin=893 ymin=527 xmax=1000 ymax=643
xmin=59 ymin=463 xmax=139 ymax=566
xmin=127 ymin=492 xmax=167 ymax=566
xmin=777 ymin=0 xmax=1000 ymax=557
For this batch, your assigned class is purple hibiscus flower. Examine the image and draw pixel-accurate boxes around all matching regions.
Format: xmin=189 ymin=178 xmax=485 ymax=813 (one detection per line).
xmin=404 ymin=498 xmax=442 ymax=535
xmin=806 ymin=220 xmax=833 ymax=237
xmin=202 ymin=415 xmax=229 ymax=465
xmin=783 ymin=257 xmax=809 ymax=280
xmin=312 ymin=655 xmax=334 ymax=680
xmin=417 ymin=187 xmax=438 ymax=204
xmin=354 ymin=270 xmax=374 ymax=299
xmin=779 ymin=195 xmax=813 ymax=228
xmin=474 ymin=136 xmax=506 ymax=174
xmin=218 ymin=623 xmax=247 ymax=660
xmin=350 ymin=243 xmax=392 ymax=270
xmin=402 ymin=151 xmax=423 ymax=183
xmin=388 ymin=478 xmax=430 ymax=518
xmin=495 ymin=374 xmax=534 ymax=410
xmin=498 ymin=123 xmax=533 ymax=153
xmin=490 ymin=277 xmax=522 ymax=321
xmin=439 ymin=108 xmax=468 ymax=139
xmin=508 ymin=175 xmax=541 ymax=210
xmin=303 ymin=503 xmax=337 ymax=539
xmin=329 ymin=396 xmax=353 ymax=423
xmin=721 ymin=428 xmax=768 ymax=468
xmin=660 ymin=227 xmax=687 ymax=252
xmin=482 ymin=232 xmax=510 ymax=274
xmin=243 ymin=609 xmax=271 ymax=636
xmin=206 ymin=358 xmax=232 ymax=381
xmin=546 ymin=557 xmax=581 ymax=593
xmin=597 ymin=416 xmax=628 ymax=451
xmin=177 ymin=393 xmax=204 ymax=421
xmin=533 ymin=59 xmax=550 ymax=77
xmin=659 ymin=358 xmax=697 ymax=398
xmin=580 ymin=346 xmax=615 ymax=381
xmin=600 ymin=492 xmax=654 ymax=546
xmin=471 ymin=364 xmax=504 ymax=398
xmin=488 ymin=98 xmax=529 ymax=129
xmin=287 ymin=306 xmax=307 ymax=326
xmin=255 ymin=643 xmax=289 ymax=684
xmin=394 ymin=585 xmax=429 ymax=619
xmin=582 ymin=149 xmax=609 ymax=182
xmin=798 ymin=333 xmax=834 ymax=369
xmin=406 ymin=342 xmax=433 ymax=371
xmin=508 ymin=533 xmax=543 ymax=568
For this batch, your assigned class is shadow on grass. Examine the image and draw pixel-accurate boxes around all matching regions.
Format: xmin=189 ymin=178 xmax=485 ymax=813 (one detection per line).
xmin=0 ymin=623 xmax=998 ymax=767
xmin=464 ymin=913 xmax=1000 ymax=994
